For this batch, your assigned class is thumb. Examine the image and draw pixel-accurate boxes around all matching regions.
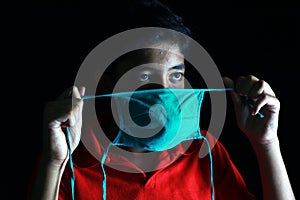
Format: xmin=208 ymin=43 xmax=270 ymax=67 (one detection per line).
xmin=72 ymin=86 xmax=84 ymax=99
xmin=79 ymin=86 xmax=86 ymax=97
xmin=222 ymin=76 xmax=234 ymax=88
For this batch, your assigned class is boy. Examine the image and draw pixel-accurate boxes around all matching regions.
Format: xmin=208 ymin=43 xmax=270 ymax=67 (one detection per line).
xmin=28 ymin=1 xmax=295 ymax=199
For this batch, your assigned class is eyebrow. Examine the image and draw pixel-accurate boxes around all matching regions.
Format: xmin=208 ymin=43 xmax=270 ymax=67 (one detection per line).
xmin=169 ymin=64 xmax=185 ymax=71
xmin=137 ymin=63 xmax=185 ymax=71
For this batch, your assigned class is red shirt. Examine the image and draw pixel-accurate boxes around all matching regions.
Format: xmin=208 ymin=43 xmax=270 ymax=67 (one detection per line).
xmin=58 ymin=129 xmax=256 ymax=200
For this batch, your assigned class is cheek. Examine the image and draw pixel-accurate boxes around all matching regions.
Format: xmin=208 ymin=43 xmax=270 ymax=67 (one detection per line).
xmin=169 ymin=80 xmax=185 ymax=88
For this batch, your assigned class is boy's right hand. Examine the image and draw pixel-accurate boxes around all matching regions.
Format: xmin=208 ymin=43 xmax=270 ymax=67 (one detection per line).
xmin=42 ymin=86 xmax=85 ymax=166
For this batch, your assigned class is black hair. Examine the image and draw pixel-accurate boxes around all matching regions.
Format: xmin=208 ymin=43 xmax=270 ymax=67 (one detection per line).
xmin=94 ymin=0 xmax=192 ymax=38
xmin=125 ymin=0 xmax=192 ymax=36
xmin=96 ymin=0 xmax=193 ymax=92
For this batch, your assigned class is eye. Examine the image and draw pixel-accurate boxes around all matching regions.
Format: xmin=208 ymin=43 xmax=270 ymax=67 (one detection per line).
xmin=170 ymin=72 xmax=184 ymax=82
xmin=139 ymin=74 xmax=150 ymax=82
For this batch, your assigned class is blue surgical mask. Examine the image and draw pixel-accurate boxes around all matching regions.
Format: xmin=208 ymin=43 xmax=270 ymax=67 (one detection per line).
xmin=110 ymin=88 xmax=205 ymax=151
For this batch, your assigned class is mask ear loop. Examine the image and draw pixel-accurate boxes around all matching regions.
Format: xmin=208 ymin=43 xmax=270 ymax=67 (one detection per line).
xmin=205 ymin=137 xmax=215 ymax=200
xmin=65 ymin=127 xmax=76 ymax=200
xmin=198 ymin=90 xmax=214 ymax=200
xmin=199 ymin=134 xmax=215 ymax=200
xmin=100 ymin=143 xmax=113 ymax=200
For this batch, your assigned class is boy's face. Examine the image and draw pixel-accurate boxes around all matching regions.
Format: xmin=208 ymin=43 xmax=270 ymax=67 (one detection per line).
xmin=108 ymin=44 xmax=185 ymax=92
xmin=97 ymin=44 xmax=186 ymax=152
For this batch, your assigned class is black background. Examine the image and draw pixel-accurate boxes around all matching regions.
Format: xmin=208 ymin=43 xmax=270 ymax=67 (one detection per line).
xmin=5 ymin=0 xmax=299 ymax=199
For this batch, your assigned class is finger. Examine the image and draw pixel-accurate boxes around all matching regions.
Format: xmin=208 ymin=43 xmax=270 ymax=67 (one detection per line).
xmin=222 ymin=76 xmax=234 ymax=88
xmin=67 ymin=111 xmax=77 ymax=127
xmin=252 ymin=93 xmax=280 ymax=115
xmin=235 ymin=75 xmax=259 ymax=96
xmin=249 ymin=79 xmax=276 ymax=99
xmin=48 ymin=101 xmax=82 ymax=128
xmin=247 ymin=80 xmax=264 ymax=99
xmin=72 ymin=86 xmax=82 ymax=99
xmin=45 ymin=100 xmax=72 ymax=123
xmin=79 ymin=86 xmax=86 ymax=97
xmin=57 ymin=86 xmax=84 ymax=100
xmin=57 ymin=86 xmax=74 ymax=100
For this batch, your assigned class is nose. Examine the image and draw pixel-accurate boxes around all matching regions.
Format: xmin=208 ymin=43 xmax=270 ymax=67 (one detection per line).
xmin=136 ymin=74 xmax=170 ymax=91
xmin=136 ymin=83 xmax=164 ymax=91
xmin=161 ymin=77 xmax=170 ymax=88
xmin=152 ymin=75 xmax=170 ymax=89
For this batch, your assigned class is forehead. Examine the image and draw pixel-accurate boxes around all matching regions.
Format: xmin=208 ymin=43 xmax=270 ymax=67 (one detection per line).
xmin=145 ymin=45 xmax=184 ymax=68
xmin=109 ymin=46 xmax=184 ymax=75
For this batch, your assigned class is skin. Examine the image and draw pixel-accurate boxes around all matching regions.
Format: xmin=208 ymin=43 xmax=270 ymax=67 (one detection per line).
xmin=28 ymin=44 xmax=295 ymax=200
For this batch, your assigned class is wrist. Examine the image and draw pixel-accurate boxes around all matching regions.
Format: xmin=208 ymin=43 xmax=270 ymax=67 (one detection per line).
xmin=250 ymin=136 xmax=280 ymax=154
xmin=39 ymin=151 xmax=69 ymax=170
